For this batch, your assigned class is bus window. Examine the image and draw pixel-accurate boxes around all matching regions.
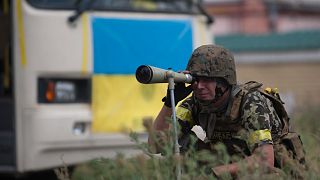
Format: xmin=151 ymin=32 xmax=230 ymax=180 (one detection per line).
xmin=26 ymin=0 xmax=200 ymax=14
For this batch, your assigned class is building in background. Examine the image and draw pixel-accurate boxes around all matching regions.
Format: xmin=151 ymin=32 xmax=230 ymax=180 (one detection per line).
xmin=205 ymin=0 xmax=320 ymax=35
xmin=204 ymin=0 xmax=320 ymax=113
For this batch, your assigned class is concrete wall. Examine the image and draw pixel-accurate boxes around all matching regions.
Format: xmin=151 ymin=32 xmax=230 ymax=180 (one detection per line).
xmin=237 ymin=62 xmax=320 ymax=113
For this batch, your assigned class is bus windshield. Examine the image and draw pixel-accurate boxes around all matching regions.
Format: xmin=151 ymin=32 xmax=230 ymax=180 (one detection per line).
xmin=26 ymin=0 xmax=201 ymax=14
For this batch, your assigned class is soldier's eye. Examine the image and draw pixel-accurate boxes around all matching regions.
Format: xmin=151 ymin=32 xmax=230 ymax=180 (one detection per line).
xmin=192 ymin=76 xmax=199 ymax=82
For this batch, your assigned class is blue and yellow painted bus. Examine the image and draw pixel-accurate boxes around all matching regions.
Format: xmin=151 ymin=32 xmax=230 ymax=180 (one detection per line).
xmin=0 ymin=0 xmax=213 ymax=173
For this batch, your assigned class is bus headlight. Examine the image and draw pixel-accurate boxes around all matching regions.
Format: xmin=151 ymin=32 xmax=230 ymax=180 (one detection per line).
xmin=38 ymin=77 xmax=91 ymax=103
xmin=55 ymin=81 xmax=76 ymax=102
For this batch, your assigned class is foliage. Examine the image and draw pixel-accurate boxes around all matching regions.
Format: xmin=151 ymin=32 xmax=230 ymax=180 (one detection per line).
xmin=291 ymin=105 xmax=320 ymax=178
xmin=55 ymin=107 xmax=320 ymax=180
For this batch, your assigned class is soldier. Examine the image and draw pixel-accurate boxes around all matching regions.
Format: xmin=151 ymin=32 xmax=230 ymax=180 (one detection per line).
xmin=148 ymin=44 xmax=305 ymax=178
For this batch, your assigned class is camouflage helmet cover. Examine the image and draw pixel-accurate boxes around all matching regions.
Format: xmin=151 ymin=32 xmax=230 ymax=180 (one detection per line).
xmin=186 ymin=44 xmax=237 ymax=85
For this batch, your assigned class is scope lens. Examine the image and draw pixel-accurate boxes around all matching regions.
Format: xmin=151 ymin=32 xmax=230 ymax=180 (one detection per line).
xmin=136 ymin=65 xmax=153 ymax=84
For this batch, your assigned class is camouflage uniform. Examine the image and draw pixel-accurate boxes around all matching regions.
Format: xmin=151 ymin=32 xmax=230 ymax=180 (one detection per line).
xmin=176 ymin=85 xmax=283 ymax=158
xmin=175 ymin=45 xmax=305 ymax=174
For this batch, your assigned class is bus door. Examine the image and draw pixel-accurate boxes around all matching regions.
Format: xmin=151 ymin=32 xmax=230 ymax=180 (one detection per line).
xmin=0 ymin=0 xmax=15 ymax=172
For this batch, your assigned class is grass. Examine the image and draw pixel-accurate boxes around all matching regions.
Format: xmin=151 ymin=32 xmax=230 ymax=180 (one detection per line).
xmin=55 ymin=106 xmax=320 ymax=180
xmin=291 ymin=106 xmax=320 ymax=178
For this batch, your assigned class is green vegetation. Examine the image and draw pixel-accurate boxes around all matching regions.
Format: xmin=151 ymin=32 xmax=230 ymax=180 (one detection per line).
xmin=291 ymin=106 xmax=320 ymax=178
xmin=55 ymin=107 xmax=320 ymax=180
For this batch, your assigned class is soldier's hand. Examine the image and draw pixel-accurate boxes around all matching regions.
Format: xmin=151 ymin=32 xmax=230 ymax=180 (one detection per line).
xmin=162 ymin=83 xmax=192 ymax=107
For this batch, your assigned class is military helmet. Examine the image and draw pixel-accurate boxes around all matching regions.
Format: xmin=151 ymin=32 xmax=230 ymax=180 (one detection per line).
xmin=186 ymin=44 xmax=237 ymax=85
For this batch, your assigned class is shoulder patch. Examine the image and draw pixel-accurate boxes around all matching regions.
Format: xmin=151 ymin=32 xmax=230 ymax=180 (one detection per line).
xmin=176 ymin=106 xmax=193 ymax=125
xmin=248 ymin=129 xmax=272 ymax=145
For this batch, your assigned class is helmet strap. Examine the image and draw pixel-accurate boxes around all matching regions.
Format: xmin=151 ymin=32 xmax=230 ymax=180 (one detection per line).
xmin=213 ymin=87 xmax=228 ymax=103
xmin=212 ymin=80 xmax=230 ymax=103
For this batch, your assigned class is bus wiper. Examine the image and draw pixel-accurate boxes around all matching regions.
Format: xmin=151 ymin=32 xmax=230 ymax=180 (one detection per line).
xmin=196 ymin=1 xmax=214 ymax=24
xmin=68 ymin=0 xmax=95 ymax=23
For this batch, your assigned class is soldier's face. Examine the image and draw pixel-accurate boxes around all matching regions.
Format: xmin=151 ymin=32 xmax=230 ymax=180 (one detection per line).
xmin=192 ymin=77 xmax=216 ymax=100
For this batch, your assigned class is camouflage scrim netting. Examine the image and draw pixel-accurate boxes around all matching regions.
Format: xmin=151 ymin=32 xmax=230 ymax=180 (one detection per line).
xmin=186 ymin=44 xmax=237 ymax=85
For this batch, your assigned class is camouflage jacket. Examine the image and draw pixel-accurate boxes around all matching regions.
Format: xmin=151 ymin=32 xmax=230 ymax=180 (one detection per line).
xmin=176 ymin=81 xmax=283 ymax=158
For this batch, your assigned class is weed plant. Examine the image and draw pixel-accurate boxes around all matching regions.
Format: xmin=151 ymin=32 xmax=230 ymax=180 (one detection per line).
xmin=61 ymin=107 xmax=320 ymax=180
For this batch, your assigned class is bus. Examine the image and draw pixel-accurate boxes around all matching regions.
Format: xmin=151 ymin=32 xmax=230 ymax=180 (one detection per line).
xmin=0 ymin=0 xmax=213 ymax=174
